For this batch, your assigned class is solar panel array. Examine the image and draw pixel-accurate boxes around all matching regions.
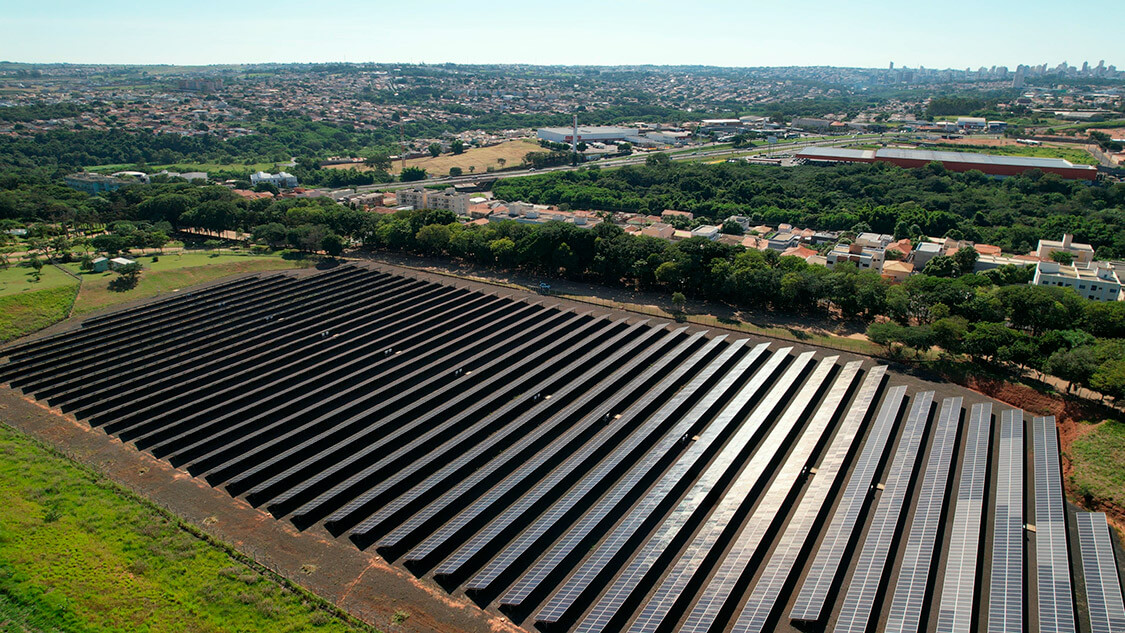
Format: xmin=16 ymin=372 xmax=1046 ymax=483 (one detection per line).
xmin=1077 ymin=512 xmax=1125 ymax=633
xmin=1034 ymin=416 xmax=1078 ymax=633
xmin=1 ymin=264 xmax=1106 ymax=633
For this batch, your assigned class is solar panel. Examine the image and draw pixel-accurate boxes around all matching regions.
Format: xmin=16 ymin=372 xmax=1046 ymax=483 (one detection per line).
xmin=832 ymin=390 xmax=935 ymax=633
xmin=466 ymin=340 xmax=760 ymax=599
xmin=728 ymin=366 xmax=888 ymax=633
xmin=883 ymin=396 xmax=962 ymax=633
xmin=672 ymin=360 xmax=863 ymax=633
xmin=425 ymin=332 xmax=720 ymax=578
xmin=348 ymin=320 xmax=658 ymax=545
xmin=1077 ymin=512 xmax=1125 ymax=633
xmin=988 ymin=410 xmax=1025 ymax=633
xmin=610 ymin=356 xmax=844 ymax=633
xmin=788 ymin=382 xmax=908 ymax=622
xmin=935 ymin=402 xmax=992 ymax=633
xmin=526 ymin=347 xmax=796 ymax=625
xmin=388 ymin=327 xmax=690 ymax=558
xmin=1034 ymin=415 xmax=1077 ymax=633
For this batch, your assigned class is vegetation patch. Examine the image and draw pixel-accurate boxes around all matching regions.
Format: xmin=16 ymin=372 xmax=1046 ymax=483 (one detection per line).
xmin=0 ymin=424 xmax=371 ymax=633
xmin=68 ymin=253 xmax=310 ymax=315
xmin=1070 ymin=419 xmax=1125 ymax=507
xmin=0 ymin=284 xmax=78 ymax=343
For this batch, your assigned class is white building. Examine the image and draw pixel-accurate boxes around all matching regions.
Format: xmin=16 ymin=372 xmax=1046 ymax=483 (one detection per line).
xmin=691 ymin=225 xmax=721 ymax=241
xmin=855 ymin=232 xmax=894 ymax=249
xmin=826 ymin=243 xmax=885 ymax=271
xmin=250 ymin=171 xmax=298 ymax=188
xmin=1035 ymin=233 xmax=1095 ymax=264
xmin=396 ymin=186 xmax=469 ymax=215
xmin=1033 ymin=260 xmax=1123 ymax=301
xmin=911 ymin=242 xmax=943 ymax=270
xmin=537 ymin=126 xmax=636 ymax=144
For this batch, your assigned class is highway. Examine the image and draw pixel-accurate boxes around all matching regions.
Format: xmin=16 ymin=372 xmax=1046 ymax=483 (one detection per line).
xmin=324 ymin=133 xmax=907 ymax=200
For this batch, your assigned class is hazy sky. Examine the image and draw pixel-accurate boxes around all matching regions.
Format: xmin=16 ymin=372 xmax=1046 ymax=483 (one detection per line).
xmin=1 ymin=0 xmax=1119 ymax=69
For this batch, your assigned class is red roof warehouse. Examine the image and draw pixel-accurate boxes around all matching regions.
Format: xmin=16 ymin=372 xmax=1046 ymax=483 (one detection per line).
xmin=797 ymin=147 xmax=1098 ymax=181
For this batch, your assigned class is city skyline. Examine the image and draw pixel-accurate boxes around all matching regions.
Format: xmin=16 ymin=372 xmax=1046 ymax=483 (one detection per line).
xmin=1 ymin=0 xmax=1121 ymax=70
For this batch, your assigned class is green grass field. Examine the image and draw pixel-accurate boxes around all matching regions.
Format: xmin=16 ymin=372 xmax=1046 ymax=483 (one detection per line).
xmin=925 ymin=142 xmax=1098 ymax=165
xmin=0 ymin=424 xmax=371 ymax=633
xmin=0 ymin=285 xmax=79 ymax=344
xmin=0 ymin=265 xmax=78 ymax=298
xmin=1070 ymin=419 xmax=1125 ymax=507
xmin=65 ymin=252 xmax=311 ymax=316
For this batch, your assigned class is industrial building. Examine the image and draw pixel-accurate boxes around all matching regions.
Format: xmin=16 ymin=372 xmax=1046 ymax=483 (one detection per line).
xmin=537 ymin=126 xmax=636 ymax=144
xmin=797 ymin=147 xmax=1099 ymax=181
xmin=250 ymin=171 xmax=299 ymax=188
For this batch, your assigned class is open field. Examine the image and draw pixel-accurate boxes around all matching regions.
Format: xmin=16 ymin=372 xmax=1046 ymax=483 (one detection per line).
xmin=1071 ymin=419 xmax=1125 ymax=507
xmin=0 ymin=264 xmax=78 ymax=297
xmin=65 ymin=251 xmax=312 ymax=315
xmin=0 ymin=424 xmax=369 ymax=633
xmin=327 ymin=139 xmax=542 ymax=176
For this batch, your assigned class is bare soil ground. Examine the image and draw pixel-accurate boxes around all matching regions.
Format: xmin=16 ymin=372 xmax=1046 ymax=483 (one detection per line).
xmin=325 ymin=140 xmax=541 ymax=176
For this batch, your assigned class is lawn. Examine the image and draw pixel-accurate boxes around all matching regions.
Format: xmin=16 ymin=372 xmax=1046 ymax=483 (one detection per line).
xmin=65 ymin=252 xmax=312 ymax=316
xmin=925 ymin=142 xmax=1098 ymax=165
xmin=0 ymin=264 xmax=78 ymax=298
xmin=1070 ymin=419 xmax=1125 ymax=507
xmin=0 ymin=424 xmax=371 ymax=633
xmin=0 ymin=285 xmax=78 ymax=343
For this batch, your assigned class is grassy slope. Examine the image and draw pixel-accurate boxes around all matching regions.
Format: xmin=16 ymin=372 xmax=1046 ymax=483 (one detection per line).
xmin=0 ymin=425 xmax=370 ymax=633
xmin=1070 ymin=419 xmax=1125 ymax=507
xmin=66 ymin=253 xmax=309 ymax=316
xmin=0 ymin=286 xmax=78 ymax=344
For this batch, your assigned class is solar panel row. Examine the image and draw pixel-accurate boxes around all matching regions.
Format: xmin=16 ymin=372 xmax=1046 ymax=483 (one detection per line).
xmin=1033 ymin=416 xmax=1077 ymax=633
xmin=988 ymin=410 xmax=1025 ymax=633
xmin=1077 ymin=512 xmax=1125 ymax=633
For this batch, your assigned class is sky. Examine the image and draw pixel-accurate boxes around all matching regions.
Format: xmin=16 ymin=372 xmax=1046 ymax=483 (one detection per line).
xmin=0 ymin=0 xmax=1119 ymax=70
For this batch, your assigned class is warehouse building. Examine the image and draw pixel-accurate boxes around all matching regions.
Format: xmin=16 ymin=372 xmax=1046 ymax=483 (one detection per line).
xmin=797 ymin=147 xmax=1098 ymax=181
xmin=537 ymin=126 xmax=636 ymax=144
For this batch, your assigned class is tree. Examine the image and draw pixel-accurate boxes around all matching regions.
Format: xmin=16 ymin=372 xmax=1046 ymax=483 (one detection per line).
xmin=922 ymin=255 xmax=960 ymax=278
xmin=720 ymin=220 xmax=744 ymax=236
xmin=1091 ymin=359 xmax=1125 ymax=402
xmin=321 ymin=233 xmax=346 ymax=257
xmin=1046 ymin=346 xmax=1099 ymax=392
xmin=364 ymin=153 xmax=391 ymax=170
xmin=415 ymin=223 xmax=452 ymax=255
xmin=400 ymin=166 xmax=427 ymax=182
xmin=252 ymin=222 xmax=288 ymax=249
xmin=1050 ymin=250 xmax=1074 ymax=265
xmin=449 ymin=167 xmax=463 ymax=177
xmin=109 ymin=261 xmax=142 ymax=291
xmin=450 ymin=140 xmax=465 ymax=155
xmin=497 ymin=158 xmax=506 ymax=168
xmin=428 ymin=143 xmax=442 ymax=158
xmin=203 ymin=239 xmax=223 ymax=252
xmin=671 ymin=291 xmax=686 ymax=313
xmin=952 ymin=246 xmax=979 ymax=275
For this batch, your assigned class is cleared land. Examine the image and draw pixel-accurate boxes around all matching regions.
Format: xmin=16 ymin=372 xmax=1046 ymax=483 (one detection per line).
xmin=0 ymin=424 xmax=369 ymax=633
xmin=328 ymin=139 xmax=542 ymax=176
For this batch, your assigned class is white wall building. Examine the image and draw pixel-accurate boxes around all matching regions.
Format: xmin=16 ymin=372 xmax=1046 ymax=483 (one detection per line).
xmin=1036 ymin=233 xmax=1095 ymax=264
xmin=250 ymin=171 xmax=298 ymax=188
xmin=537 ymin=126 xmax=636 ymax=144
xmin=1033 ymin=261 xmax=1123 ymax=301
